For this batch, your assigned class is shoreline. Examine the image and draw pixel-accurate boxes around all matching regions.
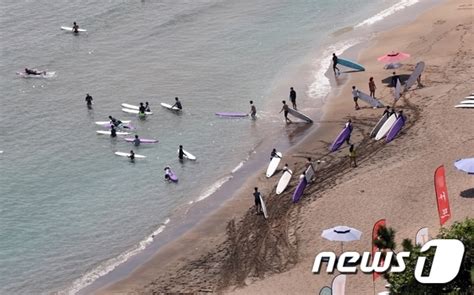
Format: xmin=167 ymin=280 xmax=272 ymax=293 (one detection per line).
xmin=89 ymin=0 xmax=474 ymax=293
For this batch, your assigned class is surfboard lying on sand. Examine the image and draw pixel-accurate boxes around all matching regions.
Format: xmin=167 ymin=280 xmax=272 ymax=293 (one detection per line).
xmin=460 ymin=100 xmax=474 ymax=104
xmin=161 ymin=103 xmax=181 ymax=111
xmin=266 ymin=152 xmax=282 ymax=177
xmin=115 ymin=152 xmax=146 ymax=159
xmin=215 ymin=112 xmax=249 ymax=118
xmin=330 ymin=126 xmax=352 ymax=152
xmin=61 ymin=26 xmax=87 ymax=32
xmin=375 ymin=113 xmax=397 ymax=140
xmin=276 ymin=169 xmax=292 ymax=195
xmin=177 ymin=149 xmax=197 ymax=160
xmin=259 ymin=194 xmax=268 ymax=219
xmin=287 ymin=108 xmax=313 ymax=123
xmin=358 ymin=90 xmax=384 ymax=108
xmin=292 ymin=176 xmax=307 ymax=203
xmin=96 ymin=130 xmax=130 ymax=136
xmin=122 ymin=108 xmax=153 ymax=115
xmin=404 ymin=61 xmax=425 ymax=92
xmin=337 ymin=58 xmax=365 ymax=71
xmin=124 ymin=138 xmax=158 ymax=144
xmin=455 ymin=104 xmax=474 ymax=108
xmin=370 ymin=113 xmax=389 ymax=137
xmin=386 ymin=117 xmax=405 ymax=143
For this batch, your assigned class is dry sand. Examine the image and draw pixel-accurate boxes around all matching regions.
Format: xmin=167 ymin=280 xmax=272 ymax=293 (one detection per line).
xmin=97 ymin=0 xmax=473 ymax=294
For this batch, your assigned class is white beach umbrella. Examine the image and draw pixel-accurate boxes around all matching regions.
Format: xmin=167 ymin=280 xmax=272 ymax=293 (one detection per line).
xmin=322 ymin=225 xmax=362 ymax=251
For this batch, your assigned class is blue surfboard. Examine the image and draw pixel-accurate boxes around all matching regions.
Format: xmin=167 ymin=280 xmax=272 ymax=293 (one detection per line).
xmin=337 ymin=58 xmax=365 ymax=71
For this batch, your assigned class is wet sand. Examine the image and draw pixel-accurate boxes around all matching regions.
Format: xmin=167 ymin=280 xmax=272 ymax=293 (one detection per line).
xmin=97 ymin=0 xmax=473 ymax=293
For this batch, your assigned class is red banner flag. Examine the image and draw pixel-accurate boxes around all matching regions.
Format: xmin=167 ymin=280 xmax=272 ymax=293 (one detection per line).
xmin=434 ymin=165 xmax=451 ymax=226
xmin=372 ymin=219 xmax=386 ymax=281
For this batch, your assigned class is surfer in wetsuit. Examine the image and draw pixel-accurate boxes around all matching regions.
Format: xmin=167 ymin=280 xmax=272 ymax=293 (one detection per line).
xmin=351 ymin=86 xmax=360 ymax=110
xmin=129 ymin=150 xmax=135 ymax=161
xmin=283 ymin=163 xmax=292 ymax=174
xmin=369 ymin=77 xmax=376 ymax=98
xmin=396 ymin=110 xmax=405 ymax=121
xmin=139 ymin=102 xmax=146 ymax=114
xmin=253 ymin=187 xmax=262 ymax=215
xmin=391 ymin=72 xmax=400 ymax=87
xmin=171 ymin=97 xmax=182 ymax=110
xmin=345 ymin=119 xmax=353 ymax=145
xmin=110 ymin=125 xmax=117 ymax=138
xmin=270 ymin=148 xmax=280 ymax=160
xmin=332 ymin=53 xmax=340 ymax=76
xmin=72 ymin=22 xmax=79 ymax=33
xmin=133 ymin=135 xmax=141 ymax=146
xmin=249 ymin=100 xmax=256 ymax=119
xmin=164 ymin=166 xmax=171 ymax=181
xmin=279 ymin=100 xmax=292 ymax=123
xmin=108 ymin=116 xmax=122 ymax=128
xmin=306 ymin=157 xmax=315 ymax=174
xmin=144 ymin=102 xmax=151 ymax=112
xmin=24 ymin=68 xmax=43 ymax=75
xmin=289 ymin=87 xmax=297 ymax=110
xmin=383 ymin=106 xmax=391 ymax=116
xmin=85 ymin=93 xmax=93 ymax=107
xmin=178 ymin=145 xmax=185 ymax=160
xmin=349 ymin=144 xmax=357 ymax=167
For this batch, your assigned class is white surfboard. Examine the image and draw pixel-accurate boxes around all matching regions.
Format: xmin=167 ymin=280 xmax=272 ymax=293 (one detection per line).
xmin=121 ymin=103 xmax=139 ymax=110
xmin=96 ymin=130 xmax=130 ymax=136
xmin=122 ymin=108 xmax=153 ymax=115
xmin=370 ymin=113 xmax=389 ymax=137
xmin=115 ymin=152 xmax=146 ymax=159
xmin=287 ymin=109 xmax=313 ymax=123
xmin=266 ymin=152 xmax=282 ymax=177
xmin=459 ymin=100 xmax=474 ymax=104
xmin=455 ymin=104 xmax=474 ymax=108
xmin=464 ymin=96 xmax=474 ymax=100
xmin=161 ymin=103 xmax=181 ymax=111
xmin=61 ymin=26 xmax=87 ymax=32
xmin=259 ymin=194 xmax=268 ymax=219
xmin=95 ymin=120 xmax=131 ymax=126
xmin=375 ymin=113 xmax=397 ymax=140
xmin=276 ymin=169 xmax=292 ymax=195
xmin=394 ymin=79 xmax=402 ymax=101
xmin=177 ymin=149 xmax=196 ymax=160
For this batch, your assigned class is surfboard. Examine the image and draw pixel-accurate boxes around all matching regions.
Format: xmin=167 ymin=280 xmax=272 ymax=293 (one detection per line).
xmin=304 ymin=165 xmax=315 ymax=182
xmin=403 ymin=61 xmax=425 ymax=91
xmin=115 ymin=152 xmax=146 ymax=159
xmin=386 ymin=117 xmax=405 ymax=143
xmin=459 ymin=100 xmax=474 ymax=104
xmin=165 ymin=168 xmax=178 ymax=182
xmin=61 ymin=26 xmax=87 ymax=32
xmin=287 ymin=108 xmax=313 ymax=123
xmin=122 ymin=108 xmax=153 ymax=115
xmin=124 ymin=138 xmax=158 ymax=144
xmin=292 ymin=176 xmax=307 ymax=203
xmin=357 ymin=90 xmax=384 ymax=108
xmin=455 ymin=104 xmax=474 ymax=108
xmin=121 ymin=103 xmax=139 ymax=110
xmin=375 ymin=113 xmax=397 ymax=140
xmin=96 ymin=130 xmax=130 ymax=136
xmin=177 ymin=149 xmax=197 ymax=160
xmin=16 ymin=71 xmax=56 ymax=78
xmin=95 ymin=120 xmax=131 ymax=125
xmin=370 ymin=113 xmax=389 ymax=137
xmin=215 ymin=112 xmax=249 ymax=118
xmin=330 ymin=126 xmax=351 ymax=152
xmin=394 ymin=79 xmax=402 ymax=101
xmin=259 ymin=194 xmax=268 ymax=219
xmin=337 ymin=58 xmax=365 ymax=71
xmin=464 ymin=96 xmax=474 ymax=100
xmin=266 ymin=152 xmax=282 ymax=177
xmin=276 ymin=169 xmax=292 ymax=195
xmin=161 ymin=103 xmax=181 ymax=111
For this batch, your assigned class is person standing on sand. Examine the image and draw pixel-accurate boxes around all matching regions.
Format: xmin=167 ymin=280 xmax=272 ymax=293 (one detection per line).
xmin=351 ymin=86 xmax=360 ymax=110
xmin=369 ymin=77 xmax=376 ymax=98
xmin=283 ymin=163 xmax=292 ymax=174
xmin=391 ymin=71 xmax=400 ymax=87
xmin=306 ymin=157 xmax=314 ymax=172
xmin=85 ymin=93 xmax=93 ymax=107
xmin=383 ymin=106 xmax=391 ymax=116
xmin=332 ymin=53 xmax=340 ymax=76
xmin=249 ymin=100 xmax=257 ymax=119
xmin=289 ymin=87 xmax=297 ymax=110
xmin=279 ymin=100 xmax=292 ymax=123
xmin=253 ymin=187 xmax=262 ymax=215
xmin=270 ymin=148 xmax=281 ymax=160
xmin=345 ymin=119 xmax=353 ymax=145
xmin=349 ymin=144 xmax=357 ymax=167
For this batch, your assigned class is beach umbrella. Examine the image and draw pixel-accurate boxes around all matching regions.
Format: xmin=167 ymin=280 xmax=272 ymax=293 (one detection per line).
xmin=377 ymin=51 xmax=410 ymax=63
xmin=322 ymin=225 xmax=362 ymax=251
xmin=454 ymin=158 xmax=474 ymax=174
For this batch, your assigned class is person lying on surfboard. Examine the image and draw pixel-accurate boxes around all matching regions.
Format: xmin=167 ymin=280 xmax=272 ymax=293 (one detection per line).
xmin=72 ymin=22 xmax=79 ymax=33
xmin=24 ymin=68 xmax=45 ymax=75
xmin=171 ymin=97 xmax=182 ymax=110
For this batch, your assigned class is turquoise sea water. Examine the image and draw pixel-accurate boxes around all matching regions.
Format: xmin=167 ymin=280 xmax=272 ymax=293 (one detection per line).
xmin=0 ymin=0 xmax=436 ymax=293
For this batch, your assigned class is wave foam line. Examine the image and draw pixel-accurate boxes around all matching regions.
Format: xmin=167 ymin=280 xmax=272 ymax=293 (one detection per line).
xmin=191 ymin=175 xmax=232 ymax=204
xmin=63 ymin=218 xmax=170 ymax=295
xmin=355 ymin=0 xmax=421 ymax=28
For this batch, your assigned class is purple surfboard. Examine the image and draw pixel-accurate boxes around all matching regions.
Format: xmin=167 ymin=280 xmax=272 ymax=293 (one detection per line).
xmin=330 ymin=126 xmax=352 ymax=152
xmin=124 ymin=138 xmax=158 ymax=144
xmin=292 ymin=177 xmax=307 ymax=203
xmin=386 ymin=116 xmax=405 ymax=142
xmin=215 ymin=112 xmax=249 ymax=118
xmin=165 ymin=169 xmax=178 ymax=182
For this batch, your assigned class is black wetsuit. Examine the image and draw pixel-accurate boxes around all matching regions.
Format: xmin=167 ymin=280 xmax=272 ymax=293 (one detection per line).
xmin=178 ymin=148 xmax=184 ymax=160
xmin=110 ymin=128 xmax=117 ymax=138
xmin=254 ymin=191 xmax=261 ymax=207
xmin=139 ymin=106 xmax=146 ymax=114
xmin=85 ymin=95 xmax=93 ymax=105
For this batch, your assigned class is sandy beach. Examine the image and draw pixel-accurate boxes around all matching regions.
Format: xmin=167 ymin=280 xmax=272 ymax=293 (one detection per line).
xmin=97 ymin=0 xmax=473 ymax=294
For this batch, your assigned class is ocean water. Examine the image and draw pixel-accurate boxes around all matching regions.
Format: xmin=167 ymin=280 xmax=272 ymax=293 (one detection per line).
xmin=0 ymin=0 xmax=434 ymax=293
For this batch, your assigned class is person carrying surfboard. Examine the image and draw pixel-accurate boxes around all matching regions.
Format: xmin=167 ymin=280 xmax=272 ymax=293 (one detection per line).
xmin=249 ymin=100 xmax=256 ymax=119
xmin=283 ymin=163 xmax=292 ymax=174
xmin=332 ymin=53 xmax=340 ymax=76
xmin=144 ymin=102 xmax=151 ymax=112
xmin=110 ymin=125 xmax=117 ymax=138
xmin=138 ymin=103 xmax=146 ymax=114
xmin=351 ymin=86 xmax=360 ymax=110
xmin=253 ymin=187 xmax=262 ymax=215
xmin=270 ymin=148 xmax=281 ymax=160
xmin=345 ymin=119 xmax=353 ymax=144
xmin=171 ymin=97 xmax=182 ymax=110
xmin=279 ymin=100 xmax=292 ymax=123
xmin=178 ymin=145 xmax=185 ymax=160
xmin=289 ymin=87 xmax=297 ymax=110
xmin=383 ymin=106 xmax=391 ymax=116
